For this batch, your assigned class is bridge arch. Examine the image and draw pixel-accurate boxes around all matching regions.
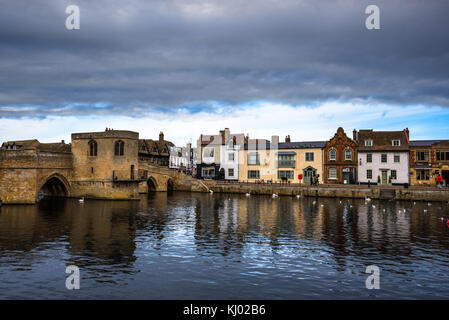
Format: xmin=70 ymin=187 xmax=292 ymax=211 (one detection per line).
xmin=147 ymin=176 xmax=158 ymax=191
xmin=167 ymin=178 xmax=174 ymax=192
xmin=37 ymin=173 xmax=71 ymax=200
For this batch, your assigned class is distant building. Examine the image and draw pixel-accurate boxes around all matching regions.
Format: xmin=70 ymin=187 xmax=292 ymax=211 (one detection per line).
xmin=169 ymin=142 xmax=196 ymax=173
xmin=138 ymin=132 xmax=174 ymax=167
xmin=355 ymin=129 xmax=410 ymax=185
xmin=323 ymin=127 xmax=358 ymax=184
xmin=238 ymin=135 xmax=325 ymax=183
xmin=196 ymin=128 xmax=245 ymax=180
xmin=410 ymin=139 xmax=449 ymax=186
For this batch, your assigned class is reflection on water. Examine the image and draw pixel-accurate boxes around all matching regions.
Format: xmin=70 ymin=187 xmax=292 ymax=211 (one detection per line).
xmin=0 ymin=193 xmax=448 ymax=299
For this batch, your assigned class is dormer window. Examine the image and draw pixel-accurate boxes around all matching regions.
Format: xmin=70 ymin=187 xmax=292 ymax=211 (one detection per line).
xmin=364 ymin=139 xmax=373 ymax=147
xmin=392 ymin=139 xmax=401 ymax=146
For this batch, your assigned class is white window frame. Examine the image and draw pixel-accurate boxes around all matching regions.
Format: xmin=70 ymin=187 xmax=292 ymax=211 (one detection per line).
xmin=345 ymin=148 xmax=352 ymax=161
xmin=328 ymin=167 xmax=337 ymax=180
xmin=364 ymin=139 xmax=373 ymax=147
xmin=329 ymin=149 xmax=337 ymax=161
xmin=392 ymin=139 xmax=401 ymax=146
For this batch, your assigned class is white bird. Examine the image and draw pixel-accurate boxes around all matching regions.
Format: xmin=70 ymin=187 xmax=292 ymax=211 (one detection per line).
xmin=365 ymin=197 xmax=371 ymax=202
xmin=296 ymin=195 xmax=301 ymax=199
xmin=209 ymin=190 xmax=214 ymax=194
xmin=79 ymin=197 xmax=84 ymax=203
xmin=440 ymin=217 xmax=444 ymax=221
xmin=246 ymin=193 xmax=250 ymax=197
xmin=428 ymin=202 xmax=432 ymax=206
xmin=424 ymin=209 xmax=428 ymax=213
xmin=272 ymin=194 xmax=278 ymax=198
xmin=313 ymin=200 xmax=316 ymax=205
xmin=413 ymin=202 xmax=416 ymax=205
xmin=339 ymin=201 xmax=342 ymax=204
xmin=320 ymin=204 xmax=324 ymax=207
xmin=372 ymin=205 xmax=376 ymax=208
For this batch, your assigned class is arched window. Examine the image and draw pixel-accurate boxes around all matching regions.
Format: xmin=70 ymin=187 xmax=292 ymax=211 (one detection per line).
xmin=345 ymin=148 xmax=352 ymax=160
xmin=114 ymin=140 xmax=124 ymax=156
xmin=329 ymin=149 xmax=337 ymax=161
xmin=88 ymin=140 xmax=97 ymax=156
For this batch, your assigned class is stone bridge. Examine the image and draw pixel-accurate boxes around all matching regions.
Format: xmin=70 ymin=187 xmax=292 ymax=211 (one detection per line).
xmin=0 ymin=143 xmax=73 ymax=204
xmin=138 ymin=163 xmax=210 ymax=193
xmin=0 ymin=148 xmax=208 ymax=204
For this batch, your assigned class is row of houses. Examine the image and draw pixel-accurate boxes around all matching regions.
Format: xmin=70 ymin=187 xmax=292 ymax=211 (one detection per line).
xmin=190 ymin=127 xmax=449 ymax=187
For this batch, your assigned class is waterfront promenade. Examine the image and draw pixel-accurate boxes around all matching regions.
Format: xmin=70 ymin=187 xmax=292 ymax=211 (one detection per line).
xmin=203 ymin=180 xmax=449 ymax=202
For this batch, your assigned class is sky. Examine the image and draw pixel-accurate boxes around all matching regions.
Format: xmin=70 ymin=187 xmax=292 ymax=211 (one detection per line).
xmin=1 ymin=0 xmax=449 ymax=145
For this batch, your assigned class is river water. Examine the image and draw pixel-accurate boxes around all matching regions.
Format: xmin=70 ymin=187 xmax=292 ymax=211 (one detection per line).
xmin=0 ymin=192 xmax=448 ymax=299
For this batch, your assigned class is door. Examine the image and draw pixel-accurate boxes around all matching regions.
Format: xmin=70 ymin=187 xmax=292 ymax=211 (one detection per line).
xmin=442 ymin=170 xmax=449 ymax=186
xmin=381 ymin=170 xmax=388 ymax=185
xmin=303 ymin=167 xmax=316 ymax=183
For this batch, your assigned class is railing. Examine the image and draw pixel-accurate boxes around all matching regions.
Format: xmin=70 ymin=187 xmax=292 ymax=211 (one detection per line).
xmin=276 ymin=160 xmax=295 ymax=168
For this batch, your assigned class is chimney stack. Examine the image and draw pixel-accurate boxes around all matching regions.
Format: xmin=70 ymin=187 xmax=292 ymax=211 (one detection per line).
xmin=159 ymin=131 xmax=164 ymax=141
xmin=404 ymin=128 xmax=410 ymax=142
xmin=271 ymin=135 xmax=279 ymax=145
xmin=285 ymin=135 xmax=291 ymax=143
xmin=353 ymin=129 xmax=358 ymax=141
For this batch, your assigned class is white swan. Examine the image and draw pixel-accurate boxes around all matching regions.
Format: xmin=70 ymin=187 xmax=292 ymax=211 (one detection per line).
xmin=245 ymin=193 xmax=250 ymax=196
xmin=79 ymin=197 xmax=84 ymax=203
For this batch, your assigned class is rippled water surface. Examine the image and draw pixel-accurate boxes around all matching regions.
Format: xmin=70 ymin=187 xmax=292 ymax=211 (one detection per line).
xmin=0 ymin=192 xmax=449 ymax=299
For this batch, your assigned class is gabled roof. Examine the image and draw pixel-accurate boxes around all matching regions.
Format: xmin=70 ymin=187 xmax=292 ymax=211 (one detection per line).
xmin=1 ymin=139 xmax=71 ymax=153
xmin=139 ymin=138 xmax=174 ymax=156
xmin=357 ymin=129 xmax=409 ymax=151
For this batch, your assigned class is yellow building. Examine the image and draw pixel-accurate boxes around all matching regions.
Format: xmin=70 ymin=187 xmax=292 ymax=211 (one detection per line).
xmin=238 ymin=136 xmax=325 ymax=184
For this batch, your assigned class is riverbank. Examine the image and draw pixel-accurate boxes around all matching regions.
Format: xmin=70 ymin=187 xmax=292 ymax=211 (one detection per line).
xmin=203 ymin=181 xmax=449 ymax=202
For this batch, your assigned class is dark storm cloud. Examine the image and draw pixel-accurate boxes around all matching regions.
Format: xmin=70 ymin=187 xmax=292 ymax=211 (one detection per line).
xmin=0 ymin=0 xmax=448 ymax=117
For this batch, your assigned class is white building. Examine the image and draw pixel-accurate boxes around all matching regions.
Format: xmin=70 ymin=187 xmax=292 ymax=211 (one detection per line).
xmin=196 ymin=128 xmax=245 ymax=180
xmin=169 ymin=143 xmax=196 ymax=172
xmin=355 ymin=129 xmax=410 ymax=185
xmin=220 ymin=136 xmax=241 ymax=180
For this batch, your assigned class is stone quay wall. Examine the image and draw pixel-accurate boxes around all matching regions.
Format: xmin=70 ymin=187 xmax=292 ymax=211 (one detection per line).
xmin=203 ymin=181 xmax=449 ymax=202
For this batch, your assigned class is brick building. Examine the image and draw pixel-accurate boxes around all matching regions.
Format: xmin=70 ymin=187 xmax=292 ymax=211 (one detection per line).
xmin=323 ymin=127 xmax=357 ymax=184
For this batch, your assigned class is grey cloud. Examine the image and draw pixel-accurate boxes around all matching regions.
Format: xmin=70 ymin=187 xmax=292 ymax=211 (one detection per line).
xmin=0 ymin=0 xmax=448 ymax=117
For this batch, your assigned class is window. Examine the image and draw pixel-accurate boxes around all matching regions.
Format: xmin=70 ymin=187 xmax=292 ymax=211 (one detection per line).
xmin=228 ymin=153 xmax=234 ymax=161
xmin=329 ymin=149 xmax=337 ymax=161
xmin=91 ymin=167 xmax=94 ymax=174
xmin=381 ymin=154 xmax=387 ymax=163
xmin=436 ymin=150 xmax=449 ymax=161
xmin=277 ymin=154 xmax=295 ymax=167
xmin=306 ymin=152 xmax=314 ymax=161
xmin=203 ymin=147 xmax=214 ymax=158
xmin=417 ymin=169 xmax=430 ymax=180
xmin=328 ymin=167 xmax=337 ymax=179
xmin=366 ymin=169 xmax=372 ymax=179
xmin=228 ymin=168 xmax=234 ymax=177
xmin=248 ymin=170 xmax=260 ymax=179
xmin=416 ymin=151 xmax=429 ymax=161
xmin=345 ymin=149 xmax=352 ymax=161
xmin=88 ymin=140 xmax=97 ymax=156
xmin=366 ymin=153 xmax=372 ymax=163
xmin=114 ymin=140 xmax=124 ymax=156
xmin=248 ymin=152 xmax=260 ymax=165
xmin=392 ymin=139 xmax=401 ymax=146
xmin=277 ymin=170 xmax=294 ymax=179
xmin=364 ymin=139 xmax=373 ymax=147
xmin=394 ymin=155 xmax=400 ymax=163
xmin=391 ymin=170 xmax=397 ymax=180
xmin=227 ymin=139 xmax=234 ymax=149
xmin=202 ymin=168 xmax=215 ymax=178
